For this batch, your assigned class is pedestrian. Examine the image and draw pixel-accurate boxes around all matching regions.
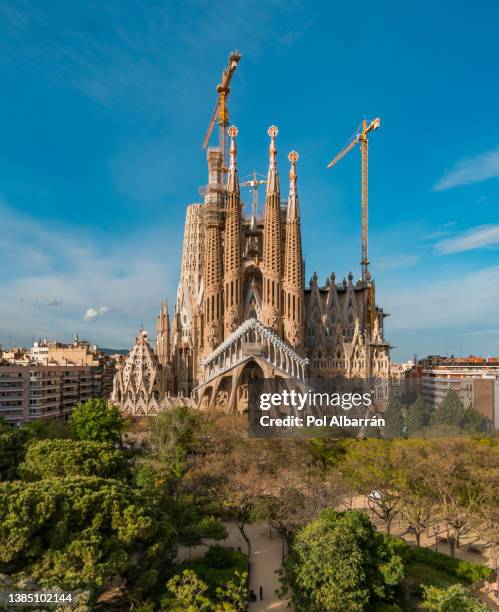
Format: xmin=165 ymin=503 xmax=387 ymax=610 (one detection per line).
xmin=259 ymin=585 xmax=263 ymax=600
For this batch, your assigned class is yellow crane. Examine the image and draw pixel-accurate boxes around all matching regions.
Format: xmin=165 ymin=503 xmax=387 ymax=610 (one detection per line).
xmin=202 ymin=51 xmax=241 ymax=174
xmin=327 ymin=118 xmax=380 ymax=283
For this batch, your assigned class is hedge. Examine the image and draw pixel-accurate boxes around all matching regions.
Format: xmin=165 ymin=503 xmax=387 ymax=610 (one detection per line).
xmin=390 ymin=538 xmax=491 ymax=584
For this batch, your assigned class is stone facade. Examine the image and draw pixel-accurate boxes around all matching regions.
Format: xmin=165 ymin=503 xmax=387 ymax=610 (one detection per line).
xmin=112 ymin=125 xmax=390 ymax=416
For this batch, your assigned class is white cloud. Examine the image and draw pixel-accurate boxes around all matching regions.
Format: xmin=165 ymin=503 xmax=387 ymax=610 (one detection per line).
xmin=0 ymin=201 xmax=180 ymax=348
xmin=383 ymin=265 xmax=499 ymax=332
xmin=83 ymin=306 xmax=109 ymax=322
xmin=434 ymin=146 xmax=499 ymax=191
xmin=435 ymin=225 xmax=499 ymax=254
xmin=376 ymin=254 xmax=419 ymax=270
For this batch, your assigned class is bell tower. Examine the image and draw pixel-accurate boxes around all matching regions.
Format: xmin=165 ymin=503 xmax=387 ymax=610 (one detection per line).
xmin=262 ymin=126 xmax=283 ymax=333
xmin=202 ymin=148 xmax=225 ymax=356
xmin=224 ymin=126 xmax=243 ymax=336
xmin=283 ymin=151 xmax=304 ymax=350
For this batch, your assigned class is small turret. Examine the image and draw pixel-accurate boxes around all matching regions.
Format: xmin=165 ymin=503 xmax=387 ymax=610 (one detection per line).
xmin=156 ymin=300 xmax=170 ymax=367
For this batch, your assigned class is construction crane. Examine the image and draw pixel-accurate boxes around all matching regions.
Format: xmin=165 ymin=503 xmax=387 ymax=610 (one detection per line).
xmin=327 ymin=118 xmax=380 ymax=283
xmin=202 ymin=50 xmax=241 ymax=174
xmin=241 ymin=171 xmax=267 ymax=229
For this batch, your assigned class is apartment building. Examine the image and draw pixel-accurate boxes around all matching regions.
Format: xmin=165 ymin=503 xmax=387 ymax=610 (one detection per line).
xmin=422 ymin=355 xmax=499 ymax=429
xmin=0 ymin=365 xmax=96 ymax=425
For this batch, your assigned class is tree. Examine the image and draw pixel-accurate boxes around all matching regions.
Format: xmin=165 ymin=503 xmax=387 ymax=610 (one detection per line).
xmin=468 ymin=440 xmax=499 ymax=570
xmin=0 ymin=476 xmax=176 ymax=597
xmin=432 ymin=390 xmax=465 ymax=428
xmin=422 ymin=439 xmax=484 ymax=557
xmin=405 ymin=397 xmax=430 ymax=437
xmin=393 ymin=440 xmax=436 ymax=545
xmin=19 ymin=439 xmax=130 ymax=481
xmin=421 ymin=583 xmax=488 ymax=611
xmin=164 ymin=570 xmax=213 ymax=611
xmin=149 ymin=406 xmax=198 ymax=483
xmin=69 ymin=399 xmax=124 ymax=445
xmin=463 ymin=409 xmax=487 ymax=434
xmin=23 ymin=418 xmax=70 ymax=440
xmin=133 ymin=461 xmax=227 ymax=551
xmin=0 ymin=426 xmax=29 ymax=481
xmin=343 ymin=440 xmax=401 ymax=534
xmin=215 ymin=570 xmax=248 ymax=611
xmin=184 ymin=420 xmax=283 ymax=556
xmin=383 ymin=395 xmax=405 ymax=439
xmin=163 ymin=567 xmax=248 ymax=612
xmin=307 ymin=437 xmax=347 ymax=472
xmin=262 ymin=485 xmax=306 ymax=540
xmin=218 ymin=447 xmax=268 ymax=556
xmin=280 ymin=510 xmax=404 ymax=611
xmin=0 ymin=416 xmax=75 ymax=481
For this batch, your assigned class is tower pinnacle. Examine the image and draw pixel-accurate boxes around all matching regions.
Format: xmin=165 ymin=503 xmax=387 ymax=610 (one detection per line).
xmin=227 ymin=125 xmax=239 ymax=194
xmin=287 ymin=150 xmax=299 ymax=217
xmin=267 ymin=125 xmax=280 ymax=194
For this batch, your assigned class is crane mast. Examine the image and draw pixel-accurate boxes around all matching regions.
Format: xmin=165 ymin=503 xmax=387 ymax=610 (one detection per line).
xmin=202 ymin=51 xmax=241 ymax=175
xmin=361 ymin=120 xmax=369 ymax=283
xmin=327 ymin=118 xmax=380 ymax=283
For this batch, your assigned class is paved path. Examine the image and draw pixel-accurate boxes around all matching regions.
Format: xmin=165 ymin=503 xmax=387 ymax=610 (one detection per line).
xmin=246 ymin=523 xmax=292 ymax=611
xmin=177 ymin=522 xmax=292 ymax=611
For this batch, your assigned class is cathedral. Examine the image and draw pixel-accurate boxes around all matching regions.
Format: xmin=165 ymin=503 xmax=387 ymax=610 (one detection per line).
xmin=111 ymin=126 xmax=390 ymax=416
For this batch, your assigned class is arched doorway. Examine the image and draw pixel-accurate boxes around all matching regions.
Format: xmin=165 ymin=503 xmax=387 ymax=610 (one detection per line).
xmin=235 ymin=359 xmax=265 ymax=414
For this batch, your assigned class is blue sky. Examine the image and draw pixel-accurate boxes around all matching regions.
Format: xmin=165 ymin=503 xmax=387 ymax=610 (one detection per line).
xmin=1 ymin=0 xmax=499 ymax=360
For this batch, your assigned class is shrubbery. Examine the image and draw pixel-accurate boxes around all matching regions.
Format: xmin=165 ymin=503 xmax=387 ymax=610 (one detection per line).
xmin=162 ymin=546 xmax=248 ymax=611
xmin=393 ymin=538 xmax=492 ymax=584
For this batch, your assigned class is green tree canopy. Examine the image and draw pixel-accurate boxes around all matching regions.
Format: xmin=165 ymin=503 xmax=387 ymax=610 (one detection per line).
xmin=0 ymin=426 xmax=29 ymax=481
xmin=164 ymin=570 xmax=213 ymax=611
xmin=280 ymin=510 xmax=404 ymax=611
xmin=463 ymin=408 xmax=487 ymax=434
xmin=69 ymin=399 xmax=124 ymax=445
xmin=163 ymin=565 xmax=248 ymax=612
xmin=0 ymin=476 xmax=176 ymax=597
xmin=405 ymin=396 xmax=430 ymax=437
xmin=149 ymin=405 xmax=198 ymax=482
xmin=384 ymin=394 xmax=405 ymax=439
xmin=0 ymin=418 xmax=69 ymax=481
xmin=342 ymin=439 xmax=401 ymax=534
xmin=19 ymin=439 xmax=130 ymax=481
xmin=22 ymin=418 xmax=70 ymax=440
xmin=432 ymin=390 xmax=465 ymax=428
xmin=421 ymin=583 xmax=488 ymax=611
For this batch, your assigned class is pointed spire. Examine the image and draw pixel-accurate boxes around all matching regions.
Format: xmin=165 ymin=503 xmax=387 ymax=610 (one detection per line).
xmin=267 ymin=125 xmax=280 ymax=194
xmin=227 ymin=125 xmax=239 ymax=194
xmin=287 ymin=151 xmax=300 ymax=222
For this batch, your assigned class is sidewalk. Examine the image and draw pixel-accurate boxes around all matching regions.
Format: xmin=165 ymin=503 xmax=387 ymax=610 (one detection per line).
xmin=177 ymin=522 xmax=292 ymax=610
xmin=246 ymin=523 xmax=291 ymax=611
